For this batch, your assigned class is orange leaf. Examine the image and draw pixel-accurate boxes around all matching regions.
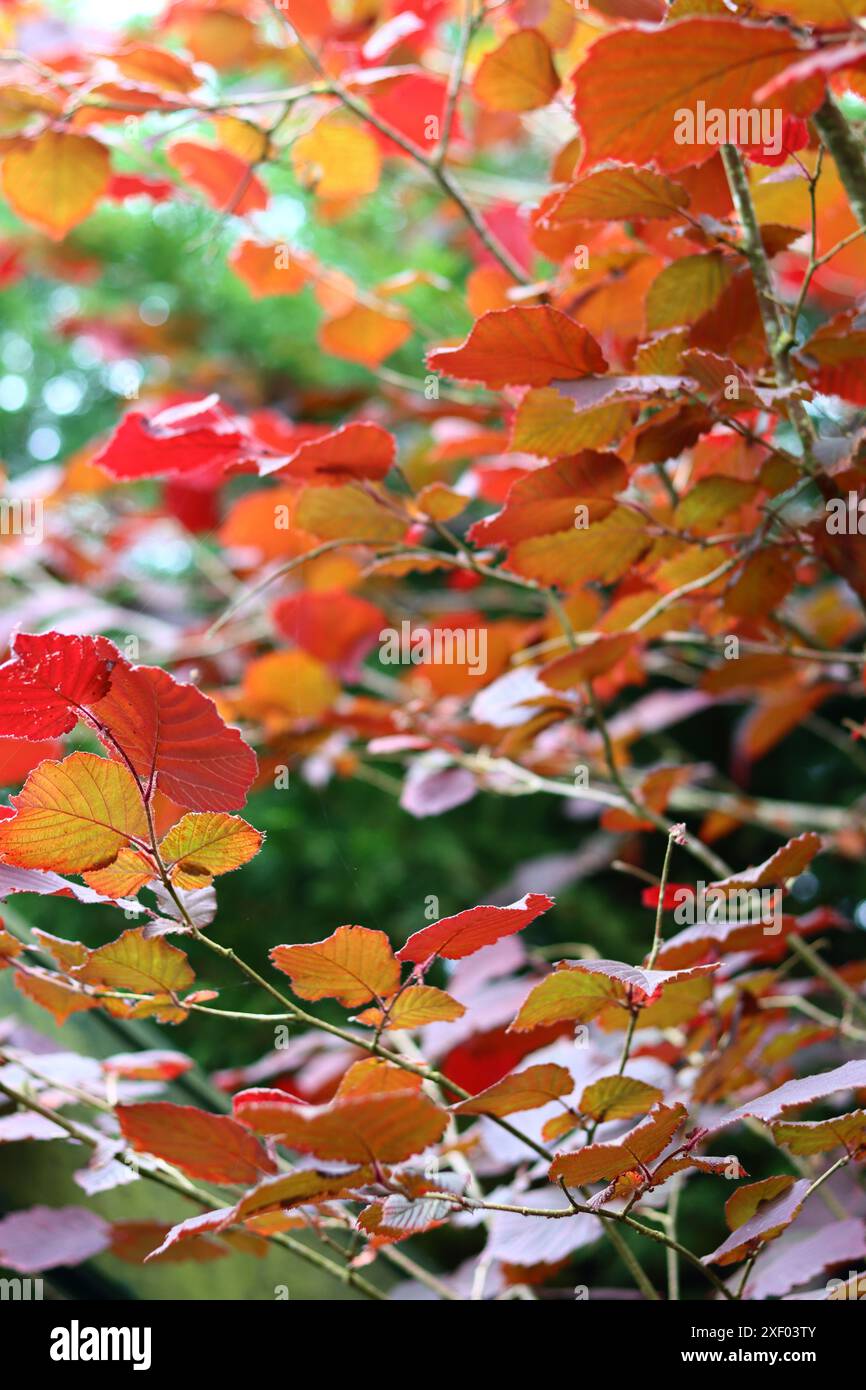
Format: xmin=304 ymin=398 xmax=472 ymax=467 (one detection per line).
xmin=335 ymin=1059 xmax=423 ymax=1097
xmin=710 ymin=833 xmax=822 ymax=890
xmin=468 ymin=452 xmax=626 ymax=547
xmin=549 ymin=1102 xmax=687 ymax=1185
xmin=242 ymin=649 xmax=340 ymax=721
xmin=229 ymin=239 xmax=309 ymax=297
xmin=271 ymin=590 xmax=385 ymax=669
xmin=14 ymin=967 xmax=100 ymax=1024
xmin=261 ymin=421 xmax=396 ymax=483
xmin=473 ymin=30 xmax=559 ymax=112
xmin=2 ymin=131 xmax=110 ymax=238
xmin=270 ymin=924 xmax=400 ymax=1007
xmin=118 ymin=1101 xmax=277 ymax=1184
xmin=0 ymin=752 xmax=146 ymax=874
xmin=428 ymin=307 xmax=606 ymax=387
xmin=233 ymin=1087 xmax=448 ymax=1163
xmin=452 ymin=1063 xmax=573 ymax=1116
xmin=319 ymin=303 xmax=412 ymax=367
xmin=572 ymin=19 xmax=823 ymax=173
xmin=540 ymin=633 xmax=635 ymax=688
xmin=548 ymin=165 xmax=690 ymax=223
xmin=159 ymin=812 xmax=263 ymax=889
xmin=83 ymin=847 xmax=154 ymax=899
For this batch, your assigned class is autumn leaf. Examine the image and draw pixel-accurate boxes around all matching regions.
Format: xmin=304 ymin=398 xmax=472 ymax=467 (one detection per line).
xmin=0 ymin=752 xmax=146 ymax=874
xmin=354 ymin=985 xmax=466 ymax=1029
xmin=549 ymin=1102 xmax=687 ymax=1186
xmin=229 ymin=239 xmax=310 ymax=297
xmin=271 ymin=591 xmax=385 ymax=671
xmin=709 ymin=832 xmax=822 ymax=891
xmin=260 ymin=421 xmax=396 ymax=483
xmin=578 ymin=1075 xmax=664 ymax=1124
xmin=703 ymin=1179 xmax=811 ymax=1266
xmin=0 ymin=631 xmax=116 ymax=739
xmin=233 ymin=1086 xmax=448 ymax=1163
xmin=397 ymin=893 xmax=553 ymax=963
xmin=335 ymin=1058 xmax=423 ymax=1098
xmin=83 ymin=847 xmax=154 ymax=899
xmin=548 ymin=165 xmax=690 ymax=223
xmin=270 ymin=925 xmax=400 ymax=1007
xmin=510 ymin=959 xmax=717 ymax=1031
xmin=473 ymin=30 xmax=559 ymax=112
xmin=294 ymin=482 xmax=407 ymax=542
xmin=93 ymin=396 xmax=257 ymax=480
xmin=427 ymin=308 xmax=607 ymax=388
xmin=242 ymin=649 xmax=340 ymax=721
xmin=292 ymin=116 xmax=381 ymax=200
xmin=319 ymin=303 xmax=412 ymax=367
xmin=159 ymin=812 xmax=263 ymax=889
xmin=74 ymin=928 xmax=195 ymax=997
xmin=572 ymin=19 xmax=824 ymax=173
xmin=771 ymin=1112 xmax=866 ymax=1158
xmin=118 ymin=1102 xmax=277 ymax=1184
xmin=14 ymin=967 xmax=100 ymax=1024
xmin=2 ymin=131 xmax=110 ymax=238
xmin=166 ymin=140 xmax=267 ymax=214
xmin=452 ymin=1063 xmax=573 ymax=1117
xmin=89 ymin=662 xmax=258 ymax=812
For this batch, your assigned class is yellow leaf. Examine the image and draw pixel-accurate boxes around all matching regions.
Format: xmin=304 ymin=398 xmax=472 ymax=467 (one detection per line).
xmin=578 ymin=1075 xmax=663 ymax=1123
xmin=292 ymin=116 xmax=381 ymax=200
xmin=75 ymin=928 xmax=195 ymax=997
xmin=646 ymin=253 xmax=734 ymax=331
xmin=355 ymin=985 xmax=466 ymax=1030
xmin=2 ymin=131 xmax=110 ymax=238
xmin=160 ymin=812 xmax=263 ymax=889
xmin=295 ymin=482 xmax=407 ymax=543
xmin=0 ymin=751 xmax=147 ymax=874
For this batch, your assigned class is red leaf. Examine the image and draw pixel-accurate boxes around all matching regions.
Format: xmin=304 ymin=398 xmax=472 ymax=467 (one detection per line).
xmin=271 ymin=591 xmax=385 ymax=672
xmin=427 ymin=307 xmax=607 ymax=388
xmin=260 ymin=421 xmax=396 ymax=482
xmin=396 ymin=893 xmax=554 ymax=963
xmin=89 ymin=662 xmax=257 ymax=811
xmin=93 ymin=396 xmax=261 ymax=480
xmin=166 ymin=141 xmax=268 ymax=215
xmin=117 ymin=1102 xmax=278 ymax=1184
xmin=0 ymin=632 xmax=116 ymax=738
xmin=369 ymin=74 xmax=461 ymax=157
